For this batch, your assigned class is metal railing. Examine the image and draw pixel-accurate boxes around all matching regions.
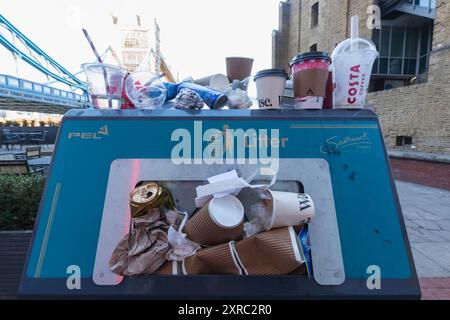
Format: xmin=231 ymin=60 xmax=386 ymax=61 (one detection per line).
xmin=0 ymin=74 xmax=91 ymax=108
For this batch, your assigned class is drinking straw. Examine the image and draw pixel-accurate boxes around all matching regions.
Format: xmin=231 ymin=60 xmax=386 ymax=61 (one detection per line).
xmin=351 ymin=15 xmax=359 ymax=51
xmin=82 ymin=28 xmax=112 ymax=108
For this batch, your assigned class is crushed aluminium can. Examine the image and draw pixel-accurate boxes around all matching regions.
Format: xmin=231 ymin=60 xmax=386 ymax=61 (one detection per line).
xmin=129 ymin=182 xmax=176 ymax=218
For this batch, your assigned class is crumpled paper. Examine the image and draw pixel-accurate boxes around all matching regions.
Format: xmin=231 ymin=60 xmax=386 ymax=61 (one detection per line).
xmin=109 ymin=208 xmax=187 ymax=276
xmin=194 ymin=170 xmax=277 ymax=208
xmin=109 ymin=208 xmax=169 ymax=276
xmin=166 ymin=226 xmax=201 ymax=261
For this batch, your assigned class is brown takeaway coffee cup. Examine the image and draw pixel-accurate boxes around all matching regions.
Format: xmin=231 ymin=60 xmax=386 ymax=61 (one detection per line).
xmin=290 ymin=52 xmax=331 ymax=109
xmin=183 ymin=195 xmax=244 ymax=246
xmin=233 ymin=226 xmax=305 ymax=275
xmin=182 ymin=241 xmax=243 ymax=275
xmin=226 ymin=57 xmax=254 ymax=81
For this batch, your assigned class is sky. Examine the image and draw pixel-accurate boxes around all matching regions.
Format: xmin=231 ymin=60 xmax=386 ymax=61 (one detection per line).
xmin=0 ymin=0 xmax=281 ymax=89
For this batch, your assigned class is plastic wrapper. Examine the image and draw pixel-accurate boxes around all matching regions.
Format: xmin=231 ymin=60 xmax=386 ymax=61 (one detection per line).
xmin=299 ymin=224 xmax=313 ymax=277
xmin=174 ymin=88 xmax=204 ymax=110
xmin=167 ymin=226 xmax=201 ymax=261
xmin=243 ymin=189 xmax=272 ymax=237
xmin=226 ymin=88 xmax=252 ymax=109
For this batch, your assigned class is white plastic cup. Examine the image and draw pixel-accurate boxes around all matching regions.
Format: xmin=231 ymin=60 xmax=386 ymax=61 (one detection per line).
xmin=82 ymin=63 xmax=126 ymax=109
xmin=268 ymin=191 xmax=315 ymax=229
xmin=331 ymin=37 xmax=378 ymax=109
xmin=124 ymin=71 xmax=167 ymax=109
xmin=254 ymin=69 xmax=288 ymax=109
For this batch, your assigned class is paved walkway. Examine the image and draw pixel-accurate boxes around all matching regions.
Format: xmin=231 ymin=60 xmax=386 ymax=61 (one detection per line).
xmin=396 ymin=181 xmax=450 ymax=299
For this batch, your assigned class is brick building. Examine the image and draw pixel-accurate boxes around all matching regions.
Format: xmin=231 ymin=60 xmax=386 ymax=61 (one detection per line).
xmin=272 ymin=0 xmax=450 ymax=190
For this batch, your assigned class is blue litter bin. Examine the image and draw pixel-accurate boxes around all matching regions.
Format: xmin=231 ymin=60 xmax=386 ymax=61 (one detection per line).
xmin=20 ymin=108 xmax=420 ymax=299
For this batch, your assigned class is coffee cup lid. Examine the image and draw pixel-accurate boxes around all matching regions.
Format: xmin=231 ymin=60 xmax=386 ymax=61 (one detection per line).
xmin=254 ymin=69 xmax=288 ymax=81
xmin=289 ymin=52 xmax=331 ymax=67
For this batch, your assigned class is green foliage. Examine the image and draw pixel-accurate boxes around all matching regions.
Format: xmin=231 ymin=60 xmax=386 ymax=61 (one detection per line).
xmin=0 ymin=174 xmax=45 ymax=230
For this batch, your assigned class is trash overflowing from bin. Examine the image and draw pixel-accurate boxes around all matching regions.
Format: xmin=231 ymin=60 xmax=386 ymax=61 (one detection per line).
xmin=81 ymin=16 xmax=377 ymax=111
xmin=108 ymin=170 xmax=314 ymax=277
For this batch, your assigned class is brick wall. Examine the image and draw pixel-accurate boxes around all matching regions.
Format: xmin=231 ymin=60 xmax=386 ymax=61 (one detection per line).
xmin=389 ymin=157 xmax=450 ymax=190
xmin=273 ymin=0 xmax=374 ymax=71
xmin=368 ymin=0 xmax=450 ymax=154
xmin=273 ymin=0 xmax=450 ymax=156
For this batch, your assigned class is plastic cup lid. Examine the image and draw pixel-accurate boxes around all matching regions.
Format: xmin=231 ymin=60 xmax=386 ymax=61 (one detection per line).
xmin=290 ymin=51 xmax=331 ymax=66
xmin=209 ymin=195 xmax=244 ymax=228
xmin=81 ymin=63 xmax=126 ymax=75
xmin=331 ymin=38 xmax=378 ymax=59
xmin=254 ymin=69 xmax=288 ymax=81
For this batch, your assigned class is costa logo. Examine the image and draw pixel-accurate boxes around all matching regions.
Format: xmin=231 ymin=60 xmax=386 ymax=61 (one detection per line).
xmin=347 ymin=64 xmax=361 ymax=105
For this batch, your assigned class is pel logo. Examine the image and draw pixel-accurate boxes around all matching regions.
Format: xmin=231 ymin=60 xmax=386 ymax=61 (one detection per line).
xmin=366 ymin=265 xmax=381 ymax=290
xmin=66 ymin=265 xmax=81 ymax=290
xmin=68 ymin=125 xmax=109 ymax=139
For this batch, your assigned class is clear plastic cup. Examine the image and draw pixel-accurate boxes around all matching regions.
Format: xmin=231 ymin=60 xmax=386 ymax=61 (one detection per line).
xmin=82 ymin=63 xmax=126 ymax=109
xmin=124 ymin=71 xmax=167 ymax=109
xmin=331 ymin=38 xmax=378 ymax=109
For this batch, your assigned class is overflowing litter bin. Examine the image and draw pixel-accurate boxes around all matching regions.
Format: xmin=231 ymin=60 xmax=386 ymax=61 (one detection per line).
xmin=20 ymin=108 xmax=420 ymax=299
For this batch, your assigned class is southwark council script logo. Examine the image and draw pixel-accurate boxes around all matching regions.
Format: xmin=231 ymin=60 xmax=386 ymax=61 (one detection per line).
xmin=320 ymin=131 xmax=372 ymax=154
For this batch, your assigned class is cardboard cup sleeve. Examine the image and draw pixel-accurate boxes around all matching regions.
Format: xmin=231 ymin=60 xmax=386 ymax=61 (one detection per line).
xmin=153 ymin=260 xmax=180 ymax=275
xmin=233 ymin=226 xmax=305 ymax=275
xmin=183 ymin=196 xmax=244 ymax=246
xmin=182 ymin=241 xmax=243 ymax=275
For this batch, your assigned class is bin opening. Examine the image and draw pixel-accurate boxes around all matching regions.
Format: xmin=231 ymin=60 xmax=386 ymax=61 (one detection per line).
xmin=107 ymin=179 xmax=311 ymax=278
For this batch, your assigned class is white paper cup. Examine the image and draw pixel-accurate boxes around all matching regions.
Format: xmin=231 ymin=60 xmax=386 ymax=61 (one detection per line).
xmin=268 ymin=191 xmax=315 ymax=229
xmin=194 ymin=73 xmax=230 ymax=92
xmin=254 ymin=69 xmax=288 ymax=109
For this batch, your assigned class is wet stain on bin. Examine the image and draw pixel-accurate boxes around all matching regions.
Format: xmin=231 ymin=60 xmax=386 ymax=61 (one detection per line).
xmin=348 ymin=171 xmax=357 ymax=181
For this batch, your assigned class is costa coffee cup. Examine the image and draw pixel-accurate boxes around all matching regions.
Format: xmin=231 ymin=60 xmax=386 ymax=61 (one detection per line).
xmin=183 ymin=195 xmax=244 ymax=246
xmin=182 ymin=241 xmax=242 ymax=275
xmin=233 ymin=227 xmax=304 ymax=275
xmin=290 ymin=52 xmax=331 ymax=109
xmin=268 ymin=191 xmax=314 ymax=229
xmin=331 ymin=37 xmax=378 ymax=109
xmin=254 ymin=69 xmax=288 ymax=109
xmin=226 ymin=57 xmax=254 ymax=81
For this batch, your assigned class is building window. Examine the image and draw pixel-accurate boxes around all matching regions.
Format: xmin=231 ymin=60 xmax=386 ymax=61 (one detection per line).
xmin=310 ymin=44 xmax=317 ymax=52
xmin=371 ymin=24 xmax=432 ymax=77
xmin=396 ymin=136 xmax=413 ymax=147
xmin=311 ymin=2 xmax=319 ymax=28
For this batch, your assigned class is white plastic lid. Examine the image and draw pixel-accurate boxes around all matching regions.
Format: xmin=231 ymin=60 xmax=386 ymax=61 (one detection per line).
xmin=331 ymin=37 xmax=378 ymax=59
xmin=209 ymin=195 xmax=244 ymax=229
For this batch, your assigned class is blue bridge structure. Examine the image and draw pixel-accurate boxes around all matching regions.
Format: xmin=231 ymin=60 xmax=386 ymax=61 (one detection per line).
xmin=0 ymin=14 xmax=92 ymax=114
